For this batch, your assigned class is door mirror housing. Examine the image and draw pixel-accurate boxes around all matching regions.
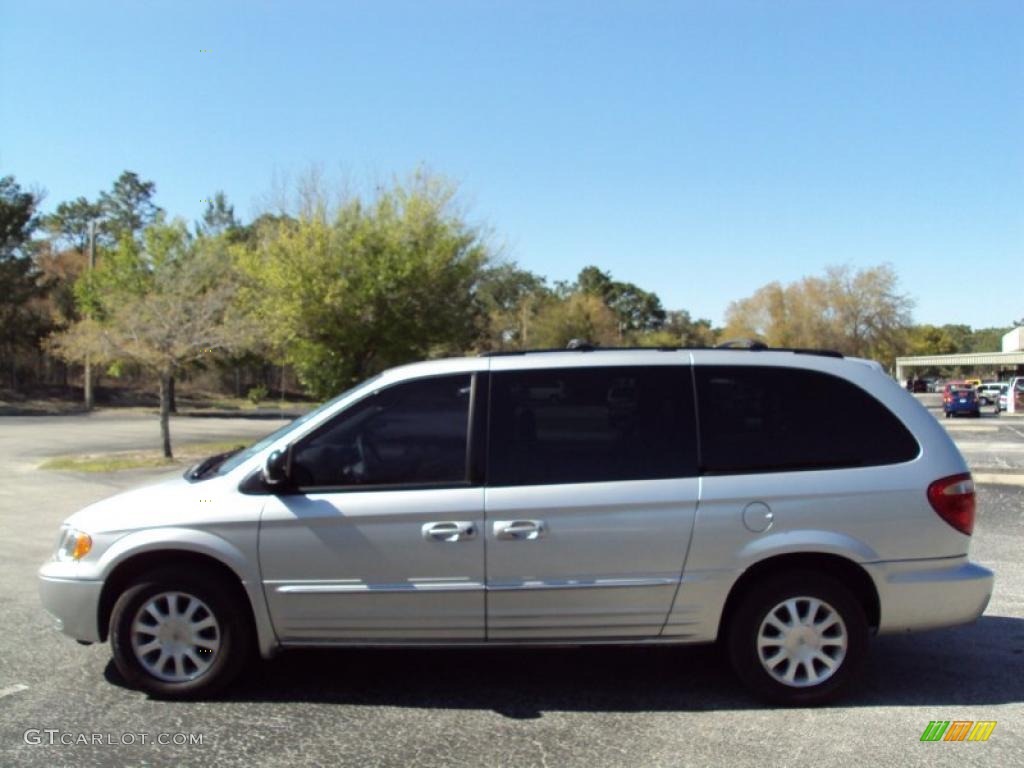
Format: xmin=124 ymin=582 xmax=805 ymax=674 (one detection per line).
xmin=263 ymin=448 xmax=291 ymax=486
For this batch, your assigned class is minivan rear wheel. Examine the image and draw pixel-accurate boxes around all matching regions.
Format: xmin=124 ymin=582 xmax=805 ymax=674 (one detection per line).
xmin=110 ymin=568 xmax=251 ymax=699
xmin=727 ymin=571 xmax=868 ymax=705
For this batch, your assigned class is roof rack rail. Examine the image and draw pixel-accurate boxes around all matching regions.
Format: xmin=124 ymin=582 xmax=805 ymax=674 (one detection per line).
xmin=479 ymin=346 xmax=669 ymax=357
xmin=479 ymin=345 xmax=844 ymax=358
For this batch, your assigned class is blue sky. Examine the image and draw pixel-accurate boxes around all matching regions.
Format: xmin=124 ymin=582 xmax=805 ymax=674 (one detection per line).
xmin=2 ymin=1 xmax=1021 ymax=328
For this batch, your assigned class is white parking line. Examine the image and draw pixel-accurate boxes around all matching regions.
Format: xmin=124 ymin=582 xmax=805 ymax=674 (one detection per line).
xmin=0 ymin=684 xmax=29 ymax=698
xmin=973 ymin=473 xmax=1024 ymax=487
xmin=943 ymin=425 xmax=999 ymax=433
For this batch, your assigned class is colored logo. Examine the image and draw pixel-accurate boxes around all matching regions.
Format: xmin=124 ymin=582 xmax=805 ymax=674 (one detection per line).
xmin=920 ymin=721 xmax=996 ymax=742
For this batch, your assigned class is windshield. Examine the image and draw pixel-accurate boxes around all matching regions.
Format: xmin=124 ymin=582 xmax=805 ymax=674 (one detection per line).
xmin=212 ymin=374 xmax=383 ymax=476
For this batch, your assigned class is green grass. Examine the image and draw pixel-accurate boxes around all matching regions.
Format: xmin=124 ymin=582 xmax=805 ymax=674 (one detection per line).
xmin=39 ymin=440 xmax=251 ymax=473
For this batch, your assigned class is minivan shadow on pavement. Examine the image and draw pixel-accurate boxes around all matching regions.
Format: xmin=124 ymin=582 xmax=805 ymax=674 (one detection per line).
xmin=103 ymin=615 xmax=1024 ymax=716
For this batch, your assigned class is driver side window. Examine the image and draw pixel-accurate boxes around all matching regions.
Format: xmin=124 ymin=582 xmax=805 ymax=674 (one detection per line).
xmin=291 ymin=374 xmax=473 ymax=489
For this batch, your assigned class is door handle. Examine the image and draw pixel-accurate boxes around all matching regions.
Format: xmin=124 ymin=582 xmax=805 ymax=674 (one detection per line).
xmin=494 ymin=520 xmax=546 ymax=541
xmin=422 ymin=521 xmax=477 ymax=542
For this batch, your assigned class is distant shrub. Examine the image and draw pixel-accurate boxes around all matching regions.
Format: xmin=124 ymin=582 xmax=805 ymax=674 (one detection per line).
xmin=247 ymin=385 xmax=269 ymax=405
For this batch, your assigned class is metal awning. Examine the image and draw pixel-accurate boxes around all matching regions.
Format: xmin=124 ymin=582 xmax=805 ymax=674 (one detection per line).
xmin=895 ymin=351 xmax=1024 ymax=381
xmin=895 ymin=351 xmax=1024 ymax=367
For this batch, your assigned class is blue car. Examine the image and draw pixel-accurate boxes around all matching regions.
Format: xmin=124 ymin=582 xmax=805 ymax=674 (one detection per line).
xmin=943 ymin=385 xmax=980 ymax=418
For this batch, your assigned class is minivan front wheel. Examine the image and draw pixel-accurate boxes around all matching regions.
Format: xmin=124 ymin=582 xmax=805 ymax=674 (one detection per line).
xmin=727 ymin=571 xmax=868 ymax=705
xmin=110 ymin=568 xmax=251 ymax=698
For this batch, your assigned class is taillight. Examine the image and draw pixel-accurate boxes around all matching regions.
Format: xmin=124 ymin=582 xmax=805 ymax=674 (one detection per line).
xmin=927 ymin=473 xmax=976 ymax=535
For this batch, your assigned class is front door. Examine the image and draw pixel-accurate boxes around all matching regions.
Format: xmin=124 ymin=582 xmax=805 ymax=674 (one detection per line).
xmin=259 ymin=373 xmax=485 ymax=642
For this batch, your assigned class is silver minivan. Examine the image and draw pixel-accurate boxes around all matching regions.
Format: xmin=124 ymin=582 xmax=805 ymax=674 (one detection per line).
xmin=39 ymin=348 xmax=994 ymax=704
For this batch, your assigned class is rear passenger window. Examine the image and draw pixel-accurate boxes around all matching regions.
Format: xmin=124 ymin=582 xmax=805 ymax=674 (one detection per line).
xmin=488 ymin=367 xmax=698 ymax=486
xmin=695 ymin=366 xmax=919 ymax=474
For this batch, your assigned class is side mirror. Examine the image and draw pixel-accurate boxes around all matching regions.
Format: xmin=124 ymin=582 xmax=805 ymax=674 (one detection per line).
xmin=263 ymin=448 xmax=290 ymax=487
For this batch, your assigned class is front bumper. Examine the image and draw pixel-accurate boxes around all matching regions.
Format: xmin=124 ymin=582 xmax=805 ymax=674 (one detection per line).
xmin=38 ymin=564 xmax=103 ymax=644
xmin=866 ymin=558 xmax=994 ymax=634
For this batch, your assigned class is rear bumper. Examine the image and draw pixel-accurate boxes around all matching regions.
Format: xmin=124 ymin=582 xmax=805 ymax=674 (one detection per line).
xmin=866 ymin=558 xmax=993 ymax=634
xmin=38 ymin=565 xmax=103 ymax=644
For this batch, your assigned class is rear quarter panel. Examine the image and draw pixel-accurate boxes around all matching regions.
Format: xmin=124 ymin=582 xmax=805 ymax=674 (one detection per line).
xmin=663 ymin=352 xmax=975 ymax=640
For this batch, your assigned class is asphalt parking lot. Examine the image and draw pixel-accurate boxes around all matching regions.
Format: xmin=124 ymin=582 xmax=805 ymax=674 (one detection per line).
xmin=0 ymin=408 xmax=1022 ymax=767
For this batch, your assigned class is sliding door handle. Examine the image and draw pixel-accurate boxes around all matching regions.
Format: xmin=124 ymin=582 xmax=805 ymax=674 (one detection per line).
xmin=494 ymin=520 xmax=546 ymax=541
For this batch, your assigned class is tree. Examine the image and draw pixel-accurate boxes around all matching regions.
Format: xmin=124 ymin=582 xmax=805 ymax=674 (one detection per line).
xmin=530 ymin=293 xmax=620 ymax=349
xmin=476 ymin=263 xmax=549 ymax=349
xmin=41 ymin=196 xmax=103 ymax=252
xmin=935 ymin=324 xmax=971 ymax=353
xmin=906 ymin=324 xmax=958 ymax=356
xmin=99 ymin=171 xmax=162 ymax=243
xmin=721 ymin=281 xmax=787 ymax=344
xmin=576 ymin=266 xmax=615 ymax=300
xmin=964 ymin=326 xmax=1013 ymax=354
xmin=49 ymin=220 xmax=252 ymax=457
xmin=633 ymin=329 xmax=683 ymax=348
xmin=41 ymin=170 xmax=162 ymax=252
xmin=662 ymin=310 xmax=718 ymax=347
xmin=34 ymin=242 xmax=87 ymax=326
xmin=608 ymin=282 xmax=666 ymax=334
xmin=575 ymin=266 xmax=666 ymax=335
xmin=723 ymin=264 xmax=913 ymax=365
xmin=197 ymin=191 xmax=241 ymax=238
xmin=0 ymin=175 xmax=46 ymax=387
xmin=237 ymin=172 xmax=491 ymax=398
xmin=825 ymin=265 xmax=913 ymax=362
xmin=632 ymin=311 xmax=718 ymax=348
xmin=0 ymin=175 xmax=39 ymax=255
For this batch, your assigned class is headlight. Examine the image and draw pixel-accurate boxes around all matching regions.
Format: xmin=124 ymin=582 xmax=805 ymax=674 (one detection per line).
xmin=55 ymin=527 xmax=93 ymax=562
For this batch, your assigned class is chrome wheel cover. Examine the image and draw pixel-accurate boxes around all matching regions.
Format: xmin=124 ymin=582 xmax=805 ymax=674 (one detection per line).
xmin=756 ymin=596 xmax=847 ymax=688
xmin=130 ymin=591 xmax=221 ymax=683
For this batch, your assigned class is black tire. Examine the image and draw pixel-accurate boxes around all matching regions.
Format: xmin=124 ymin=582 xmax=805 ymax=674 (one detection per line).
xmin=110 ymin=567 xmax=252 ymax=699
xmin=944 ymin=411 xmax=951 ymax=419
xmin=727 ymin=570 xmax=869 ymax=706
